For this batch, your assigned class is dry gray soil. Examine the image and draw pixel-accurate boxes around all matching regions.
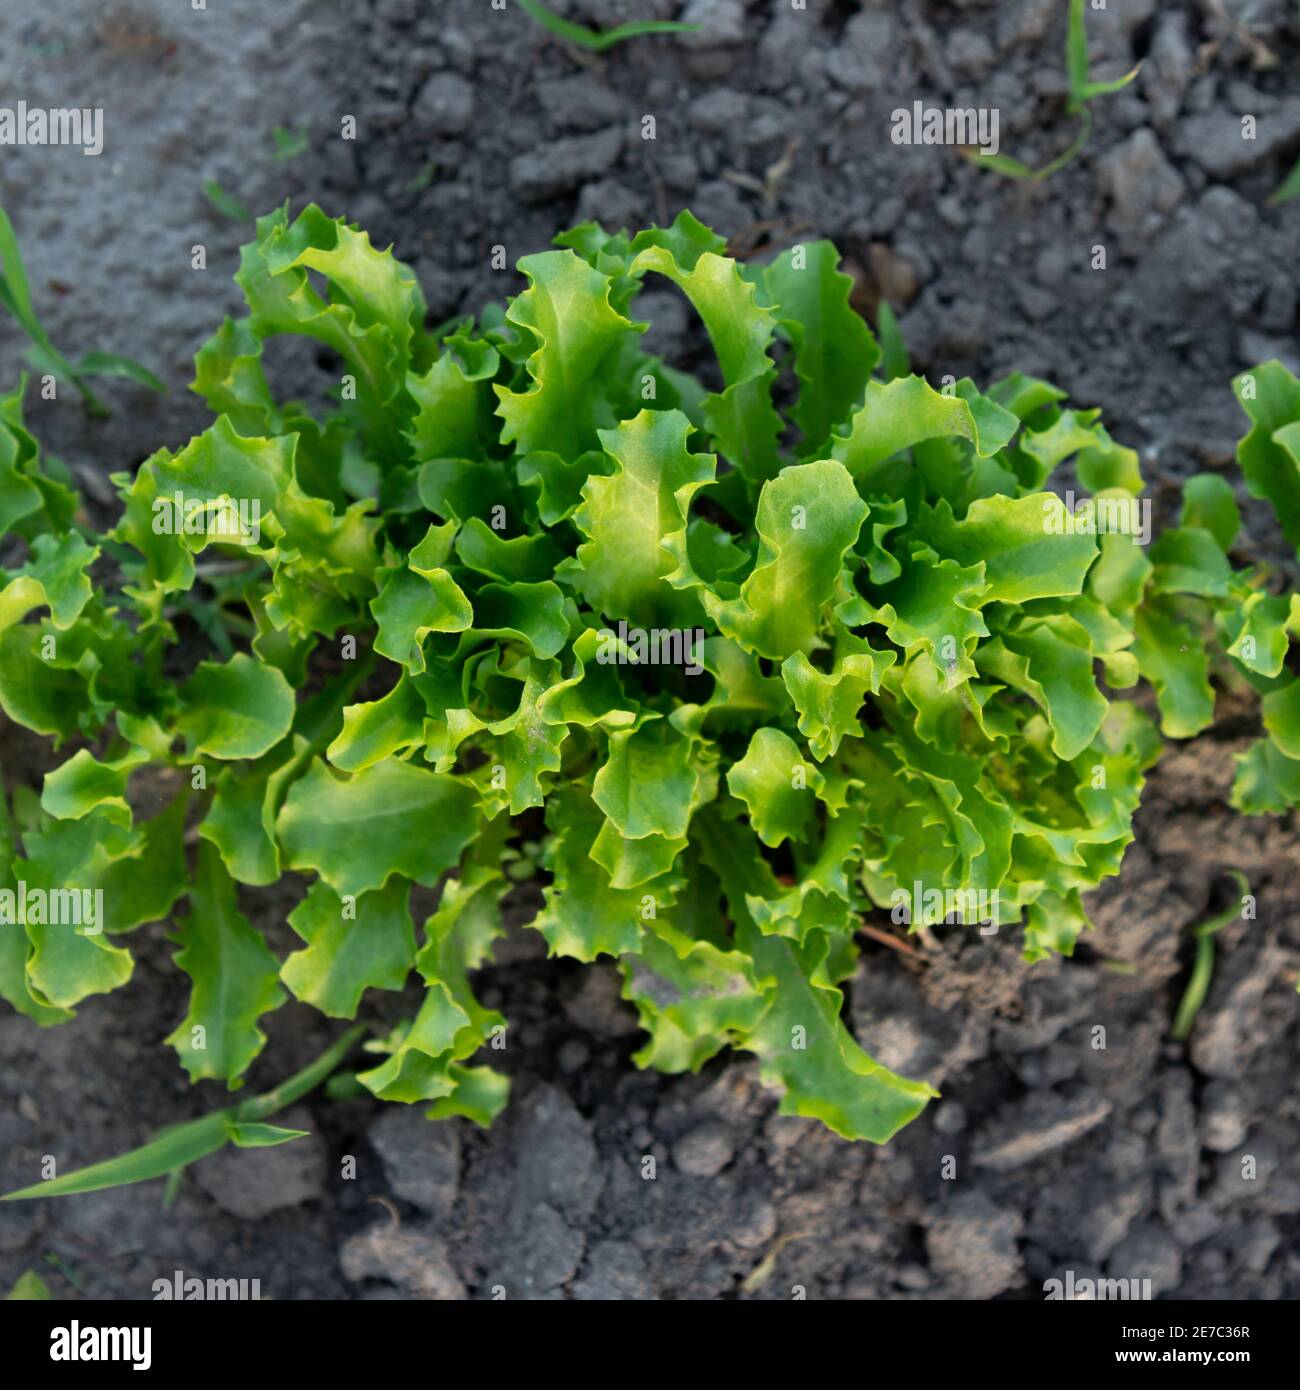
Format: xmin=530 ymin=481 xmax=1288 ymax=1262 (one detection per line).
xmin=0 ymin=0 xmax=1298 ymax=1299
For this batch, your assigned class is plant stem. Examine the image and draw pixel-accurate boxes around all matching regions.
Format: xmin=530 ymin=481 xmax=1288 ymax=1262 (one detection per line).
xmin=239 ymin=1024 xmax=367 ymax=1120
xmin=1171 ymin=871 xmax=1250 ymax=1041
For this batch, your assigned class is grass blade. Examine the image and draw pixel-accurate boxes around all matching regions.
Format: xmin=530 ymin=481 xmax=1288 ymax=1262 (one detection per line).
xmin=515 ymin=0 xmax=697 ymax=52
xmin=1 ymin=1025 xmax=364 ymax=1199
xmin=1171 ymin=871 xmax=1250 ymax=1042
xmin=1078 ymin=65 xmax=1141 ymax=103
xmin=1269 ymin=154 xmax=1300 ymax=206
xmin=589 ymin=19 xmax=701 ymax=50
xmin=0 ymin=1111 xmax=233 ymax=1200
xmin=234 ymin=1023 xmax=367 ymax=1118
xmin=203 ymin=179 xmax=253 ymax=222
xmin=964 ymin=110 xmax=1093 ymax=183
xmin=1065 ymin=0 xmax=1091 ymax=110
xmin=1 ymin=203 xmax=164 ymax=415
xmin=23 ymin=342 xmax=110 ymax=417
xmin=961 ymin=148 xmax=1043 ymax=180
xmin=76 ymin=350 xmax=168 ymax=395
xmin=0 ymin=207 xmax=37 ymax=325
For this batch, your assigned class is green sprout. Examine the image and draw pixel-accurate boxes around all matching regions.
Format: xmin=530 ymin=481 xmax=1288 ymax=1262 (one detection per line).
xmin=1 ymin=1026 xmax=364 ymax=1201
xmin=270 ymin=123 xmax=311 ymax=163
xmin=1171 ymin=870 xmax=1251 ymax=1042
xmin=0 ymin=207 xmax=166 ymax=417
xmin=203 ymin=179 xmax=253 ymax=222
xmin=967 ymin=0 xmax=1140 ymax=181
xmin=41 ymin=1254 xmax=83 ymax=1292
xmin=514 ymin=0 xmax=698 ymax=53
xmin=405 ymin=161 xmax=439 ymax=195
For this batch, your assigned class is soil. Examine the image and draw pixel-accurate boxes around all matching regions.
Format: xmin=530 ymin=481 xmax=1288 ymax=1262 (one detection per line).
xmin=1 ymin=0 xmax=1299 ymax=1300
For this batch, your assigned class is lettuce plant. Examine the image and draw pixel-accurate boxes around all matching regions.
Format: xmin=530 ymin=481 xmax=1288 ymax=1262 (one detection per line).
xmin=1226 ymin=361 xmax=1300 ymax=807
xmin=1 ymin=206 xmax=1297 ymax=1196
